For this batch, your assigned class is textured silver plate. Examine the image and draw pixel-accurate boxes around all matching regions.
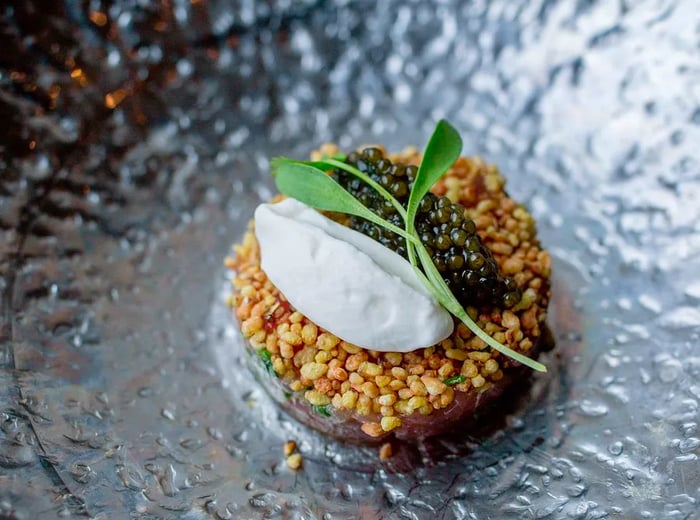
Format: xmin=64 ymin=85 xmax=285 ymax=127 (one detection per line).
xmin=1 ymin=1 xmax=699 ymax=518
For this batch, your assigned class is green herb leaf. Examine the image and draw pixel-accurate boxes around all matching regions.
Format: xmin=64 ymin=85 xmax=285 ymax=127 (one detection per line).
xmin=285 ymin=157 xmax=409 ymax=222
xmin=403 ymin=120 xmax=462 ymax=271
xmin=258 ymin=348 xmax=275 ymax=375
xmin=401 ymin=120 xmax=545 ymax=372
xmin=325 ymin=152 xmax=347 ymax=162
xmin=406 ymin=120 xmax=462 ymax=232
xmin=311 ymin=404 xmax=331 ymax=417
xmin=300 ymin=158 xmax=344 ymax=171
xmin=271 ymin=158 xmax=417 ymax=244
xmin=444 ymin=375 xmax=466 ymax=386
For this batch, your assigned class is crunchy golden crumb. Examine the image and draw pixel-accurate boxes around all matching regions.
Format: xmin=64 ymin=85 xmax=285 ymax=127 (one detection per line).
xmin=286 ymin=453 xmax=302 ymax=470
xmin=379 ymin=442 xmax=393 ymax=460
xmin=361 ymin=422 xmax=384 ymax=438
xmin=283 ymin=440 xmax=297 ymax=457
xmin=226 ymin=147 xmax=551 ymax=439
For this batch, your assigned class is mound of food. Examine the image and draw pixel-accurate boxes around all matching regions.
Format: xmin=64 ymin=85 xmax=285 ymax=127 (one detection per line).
xmin=225 ymin=121 xmax=551 ymax=444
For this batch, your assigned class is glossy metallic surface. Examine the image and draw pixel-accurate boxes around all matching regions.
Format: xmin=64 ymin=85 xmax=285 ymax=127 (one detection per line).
xmin=1 ymin=1 xmax=698 ymax=518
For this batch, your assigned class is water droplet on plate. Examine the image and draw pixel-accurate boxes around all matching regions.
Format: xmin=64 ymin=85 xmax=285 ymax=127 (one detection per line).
xmin=578 ymin=400 xmax=609 ymax=417
xmin=0 ymin=443 xmax=34 ymax=468
xmin=658 ymin=306 xmax=700 ymax=329
xmin=70 ymin=462 xmax=94 ymax=483
xmin=608 ymin=441 xmax=623 ymax=456
xmin=655 ymin=356 xmax=682 ymax=383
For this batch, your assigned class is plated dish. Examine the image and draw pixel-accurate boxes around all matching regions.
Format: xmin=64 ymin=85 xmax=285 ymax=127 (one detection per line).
xmin=226 ymin=121 xmax=552 ymax=450
xmin=6 ymin=1 xmax=695 ymax=516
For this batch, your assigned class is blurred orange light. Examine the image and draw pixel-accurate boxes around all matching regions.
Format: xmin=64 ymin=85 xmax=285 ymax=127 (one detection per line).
xmin=70 ymin=68 xmax=89 ymax=86
xmin=90 ymin=11 xmax=108 ymax=26
xmin=105 ymin=89 xmax=128 ymax=109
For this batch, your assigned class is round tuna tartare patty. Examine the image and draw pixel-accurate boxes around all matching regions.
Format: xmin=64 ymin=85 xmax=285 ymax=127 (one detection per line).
xmin=225 ymin=143 xmax=551 ymax=444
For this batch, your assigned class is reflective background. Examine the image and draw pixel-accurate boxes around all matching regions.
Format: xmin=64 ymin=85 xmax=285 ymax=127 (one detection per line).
xmin=1 ymin=1 xmax=698 ymax=518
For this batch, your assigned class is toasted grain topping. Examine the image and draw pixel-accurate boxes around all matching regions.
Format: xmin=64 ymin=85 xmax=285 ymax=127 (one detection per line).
xmin=304 ymin=389 xmax=330 ymax=406
xmin=341 ymin=390 xmax=358 ymax=410
xmin=317 ymin=333 xmax=340 ymax=351
xmin=421 ymin=376 xmax=447 ymax=396
xmin=471 ymin=375 xmax=486 ymax=389
xmin=379 ymin=442 xmax=393 ymax=460
xmin=300 ymin=362 xmax=328 ymax=381
xmin=283 ymin=440 xmax=296 ymax=457
xmin=380 ymin=416 xmax=402 ymax=432
xmin=286 ymin=453 xmax=302 ymax=470
xmin=361 ymin=422 xmax=383 ymax=437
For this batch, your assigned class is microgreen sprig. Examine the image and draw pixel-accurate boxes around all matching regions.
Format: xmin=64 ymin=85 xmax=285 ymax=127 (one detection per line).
xmin=271 ymin=159 xmax=417 ymax=245
xmin=270 ymin=121 xmax=547 ymax=372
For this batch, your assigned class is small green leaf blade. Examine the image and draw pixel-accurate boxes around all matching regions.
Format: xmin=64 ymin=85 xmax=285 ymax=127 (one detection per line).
xmin=258 ymin=348 xmax=275 ymax=376
xmin=406 ymin=120 xmax=463 ymax=229
xmin=444 ymin=375 xmax=466 ymax=386
xmin=311 ymin=404 xmax=331 ymax=417
xmin=272 ymin=159 xmax=375 ymax=217
xmin=271 ymin=158 xmax=416 ymax=243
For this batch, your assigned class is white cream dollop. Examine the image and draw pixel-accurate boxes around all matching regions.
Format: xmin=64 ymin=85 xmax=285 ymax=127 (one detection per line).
xmin=254 ymin=198 xmax=454 ymax=352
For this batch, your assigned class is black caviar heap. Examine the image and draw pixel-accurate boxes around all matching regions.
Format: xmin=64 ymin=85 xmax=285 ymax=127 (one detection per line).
xmin=331 ymin=147 xmax=522 ymax=309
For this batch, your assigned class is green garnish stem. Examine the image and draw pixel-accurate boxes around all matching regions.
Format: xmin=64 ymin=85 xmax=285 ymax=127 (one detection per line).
xmin=322 ymin=158 xmax=408 ymax=221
